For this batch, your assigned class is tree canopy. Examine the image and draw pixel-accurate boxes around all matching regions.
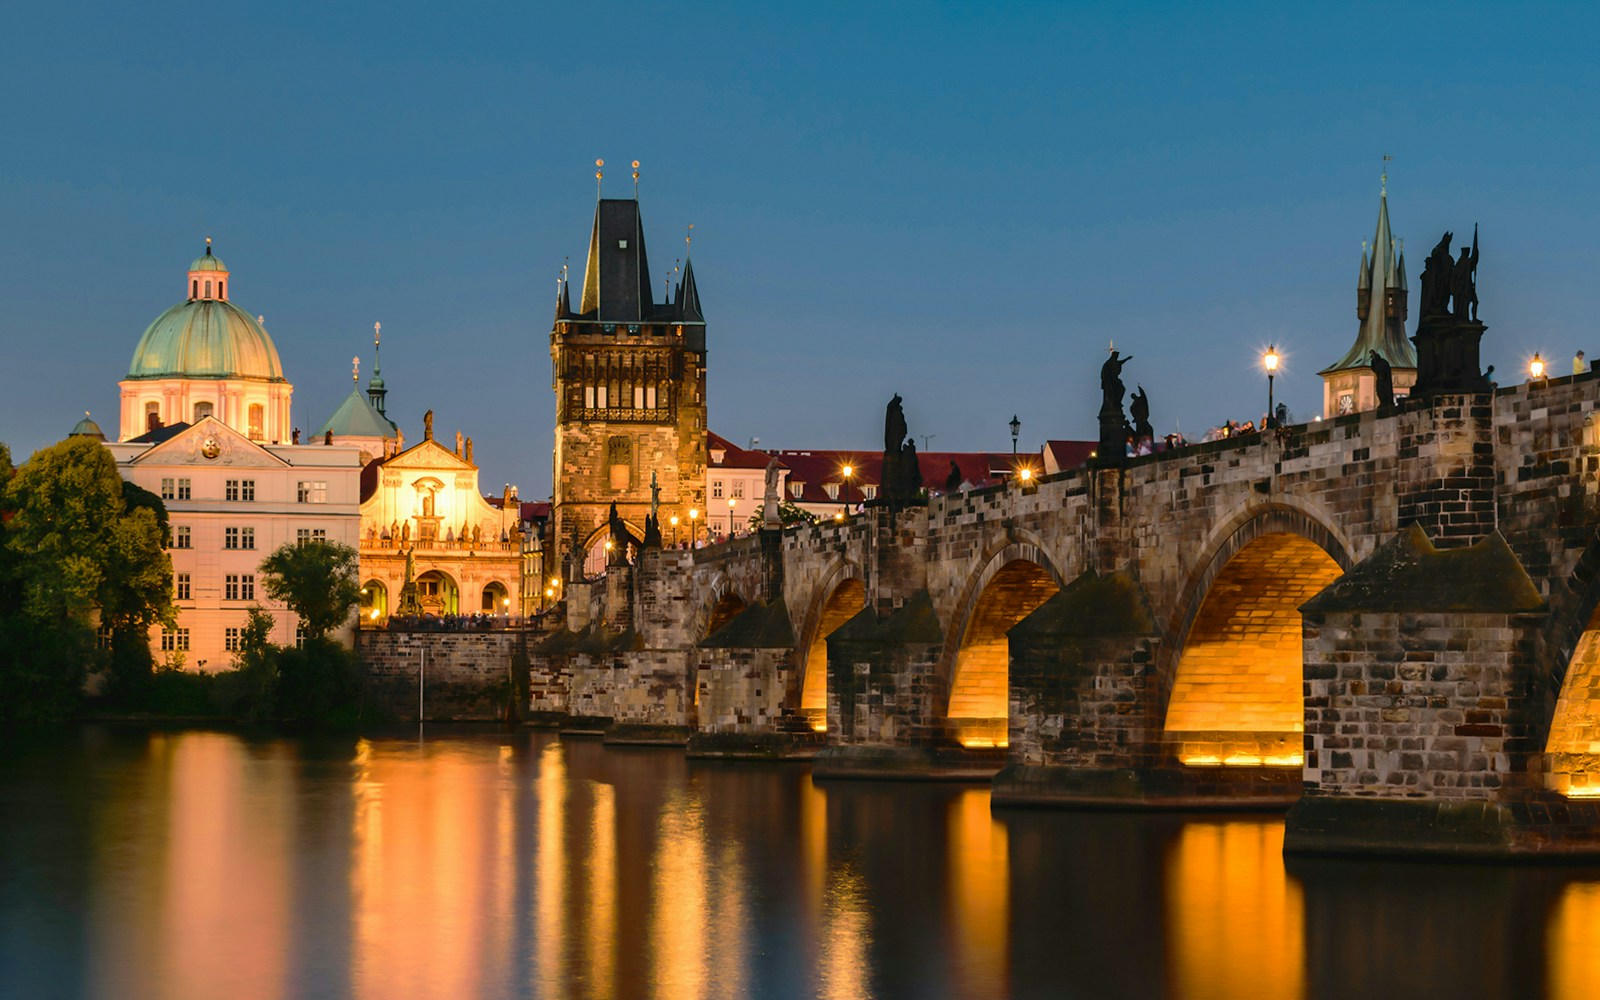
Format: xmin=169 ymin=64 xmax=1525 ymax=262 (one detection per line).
xmin=259 ymin=539 xmax=360 ymax=640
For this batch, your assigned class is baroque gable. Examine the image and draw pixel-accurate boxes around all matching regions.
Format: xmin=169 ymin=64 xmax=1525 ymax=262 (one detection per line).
xmin=131 ymin=417 xmax=288 ymax=468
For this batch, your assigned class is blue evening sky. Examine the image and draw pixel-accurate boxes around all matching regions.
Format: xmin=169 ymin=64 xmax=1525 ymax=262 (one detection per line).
xmin=2 ymin=2 xmax=1596 ymax=496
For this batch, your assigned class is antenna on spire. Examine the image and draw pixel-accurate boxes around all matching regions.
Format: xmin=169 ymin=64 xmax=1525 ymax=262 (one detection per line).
xmin=632 ymin=160 xmax=640 ymax=199
xmin=352 ymin=356 xmax=360 ymax=384
xmin=595 ymin=159 xmax=604 ymax=200
xmin=1381 ymin=153 xmax=1393 ymax=195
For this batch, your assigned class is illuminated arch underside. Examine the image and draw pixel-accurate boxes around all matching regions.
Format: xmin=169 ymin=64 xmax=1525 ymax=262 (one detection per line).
xmin=1547 ymin=604 xmax=1600 ymax=797
xmin=948 ymin=560 xmax=1060 ymax=748
xmin=801 ymin=578 xmax=865 ymax=731
xmin=1165 ymin=533 xmax=1342 ymax=766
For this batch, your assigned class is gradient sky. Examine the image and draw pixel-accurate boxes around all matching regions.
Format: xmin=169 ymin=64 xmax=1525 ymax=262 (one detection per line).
xmin=3 ymin=3 xmax=1597 ymax=497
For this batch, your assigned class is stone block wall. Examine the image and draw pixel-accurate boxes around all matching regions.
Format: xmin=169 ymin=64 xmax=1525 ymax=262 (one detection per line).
xmin=1008 ymin=635 xmax=1160 ymax=769
xmin=359 ymin=630 xmax=522 ymax=721
xmin=1301 ymin=610 xmax=1542 ymax=800
xmin=611 ymin=650 xmax=694 ymax=728
xmin=697 ymin=648 xmax=796 ymax=734
xmin=828 ymin=637 xmax=945 ymax=747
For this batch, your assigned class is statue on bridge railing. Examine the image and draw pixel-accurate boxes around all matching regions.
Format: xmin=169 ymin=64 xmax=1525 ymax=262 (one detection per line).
xmin=1412 ymin=224 xmax=1490 ymax=398
xmin=1130 ymin=385 xmax=1153 ymax=444
xmin=1098 ymin=350 xmax=1134 ymax=464
xmin=879 ymin=394 xmax=924 ymax=511
xmin=1370 ymin=350 xmax=1396 ymax=412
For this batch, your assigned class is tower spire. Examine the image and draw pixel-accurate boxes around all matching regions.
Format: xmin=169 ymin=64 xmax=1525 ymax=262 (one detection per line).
xmin=367 ymin=321 xmax=389 ymax=416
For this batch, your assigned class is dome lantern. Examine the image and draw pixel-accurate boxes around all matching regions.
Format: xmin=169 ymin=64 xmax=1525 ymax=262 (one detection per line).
xmin=187 ymin=237 xmax=230 ymax=302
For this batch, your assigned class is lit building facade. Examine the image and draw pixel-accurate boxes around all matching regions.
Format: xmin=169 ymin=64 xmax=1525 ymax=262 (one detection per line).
xmin=106 ymin=244 xmax=363 ymax=668
xmin=354 ymin=423 xmax=526 ymax=620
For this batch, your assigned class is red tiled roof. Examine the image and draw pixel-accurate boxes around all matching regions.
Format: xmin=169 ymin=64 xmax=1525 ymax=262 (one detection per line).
xmin=1044 ymin=439 xmax=1097 ymax=472
xmin=708 ymin=431 xmax=786 ymax=471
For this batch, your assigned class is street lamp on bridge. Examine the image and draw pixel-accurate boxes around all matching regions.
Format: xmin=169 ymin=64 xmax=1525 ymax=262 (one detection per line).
xmin=1010 ymin=414 xmax=1020 ymax=456
xmin=1263 ymin=345 xmax=1280 ymax=429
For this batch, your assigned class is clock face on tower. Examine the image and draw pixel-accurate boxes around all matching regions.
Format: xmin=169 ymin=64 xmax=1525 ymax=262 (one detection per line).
xmin=201 ymin=437 xmax=222 ymax=459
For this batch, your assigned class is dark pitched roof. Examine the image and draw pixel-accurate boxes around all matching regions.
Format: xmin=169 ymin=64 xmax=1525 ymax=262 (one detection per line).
xmin=698 ymin=597 xmax=796 ymax=649
xmin=580 ymin=199 xmax=654 ymax=323
xmin=127 ymin=421 xmax=192 ymax=445
xmin=1300 ymin=525 xmax=1545 ymax=615
xmin=677 ymin=256 xmax=704 ymax=323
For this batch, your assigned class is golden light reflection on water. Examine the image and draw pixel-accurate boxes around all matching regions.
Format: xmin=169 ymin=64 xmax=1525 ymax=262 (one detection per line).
xmin=1165 ymin=820 xmax=1305 ymax=1000
xmin=535 ymin=741 xmax=567 ymax=996
xmin=158 ymin=732 xmax=292 ymax=1000
xmin=1548 ymin=879 xmax=1600 ymax=1000
xmin=586 ymin=781 xmax=616 ymax=1000
xmin=949 ymin=788 xmax=1008 ymax=997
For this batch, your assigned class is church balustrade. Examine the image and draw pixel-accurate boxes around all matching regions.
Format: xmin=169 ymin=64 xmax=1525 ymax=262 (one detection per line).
xmin=361 ymin=536 xmax=519 ymax=554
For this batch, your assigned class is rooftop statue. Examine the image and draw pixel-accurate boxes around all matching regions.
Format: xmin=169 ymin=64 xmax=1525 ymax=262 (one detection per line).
xmin=1451 ymin=225 xmax=1479 ymax=322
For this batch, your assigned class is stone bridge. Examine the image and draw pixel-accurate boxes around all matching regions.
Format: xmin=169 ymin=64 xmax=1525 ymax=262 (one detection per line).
xmin=524 ymin=375 xmax=1600 ymax=857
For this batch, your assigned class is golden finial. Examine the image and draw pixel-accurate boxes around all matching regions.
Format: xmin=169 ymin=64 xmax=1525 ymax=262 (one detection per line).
xmin=632 ymin=159 xmax=640 ymax=198
xmin=85 ymin=410 xmax=91 ymax=418
xmin=373 ymin=321 xmax=381 ymax=346
xmin=352 ymin=356 xmax=360 ymax=383
xmin=685 ymin=223 xmax=694 ymax=250
xmin=595 ymin=158 xmax=604 ymax=198
xmin=205 ymin=236 xmax=211 ymax=246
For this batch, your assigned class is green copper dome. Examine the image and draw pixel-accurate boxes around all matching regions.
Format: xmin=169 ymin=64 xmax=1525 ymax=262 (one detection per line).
xmin=189 ymin=247 xmax=227 ymax=271
xmin=69 ymin=414 xmax=106 ymax=440
xmin=127 ymin=298 xmax=285 ymax=381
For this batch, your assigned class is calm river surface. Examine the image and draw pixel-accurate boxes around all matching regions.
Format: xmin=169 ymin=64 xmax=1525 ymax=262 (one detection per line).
xmin=3 ymin=727 xmax=1600 ymax=1000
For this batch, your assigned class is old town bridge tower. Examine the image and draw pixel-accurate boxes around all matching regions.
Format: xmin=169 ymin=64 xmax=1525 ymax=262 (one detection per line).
xmin=550 ymin=193 xmax=708 ymax=574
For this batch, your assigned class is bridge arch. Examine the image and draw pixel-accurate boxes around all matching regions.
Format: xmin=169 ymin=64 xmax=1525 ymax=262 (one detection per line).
xmin=941 ymin=533 xmax=1066 ymax=747
xmin=794 ymin=558 xmax=866 ymax=731
xmin=1161 ymin=503 xmax=1352 ymax=767
xmin=692 ymin=572 xmax=749 ymax=642
xmin=1540 ymin=532 xmax=1600 ymax=797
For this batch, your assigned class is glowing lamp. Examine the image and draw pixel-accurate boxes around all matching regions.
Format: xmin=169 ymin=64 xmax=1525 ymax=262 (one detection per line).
xmin=1531 ymin=353 xmax=1546 ymax=379
xmin=1263 ymin=346 xmax=1280 ymax=373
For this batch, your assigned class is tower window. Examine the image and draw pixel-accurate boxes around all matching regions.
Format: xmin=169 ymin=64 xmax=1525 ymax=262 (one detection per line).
xmin=219 ymin=281 xmax=225 ymax=299
xmin=597 ymin=385 xmax=608 ymax=408
xmin=248 ymin=404 xmax=264 ymax=440
xmin=204 ymin=279 xmax=212 ymax=298
xmin=191 ymin=279 xmax=198 ymax=298
xmin=585 ymin=385 xmax=595 ymax=408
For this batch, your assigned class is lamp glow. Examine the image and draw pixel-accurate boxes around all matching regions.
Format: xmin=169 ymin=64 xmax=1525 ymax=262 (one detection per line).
xmin=1532 ymin=353 xmax=1546 ymax=379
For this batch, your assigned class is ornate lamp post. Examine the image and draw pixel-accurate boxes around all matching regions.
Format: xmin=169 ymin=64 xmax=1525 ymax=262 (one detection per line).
xmin=840 ymin=465 xmax=854 ymax=519
xmin=1263 ymin=345 xmax=1280 ymax=428
xmin=1010 ymin=414 xmax=1020 ymax=456
xmin=670 ymin=514 xmax=680 ymax=547
xmin=1531 ymin=353 xmax=1546 ymax=380
xmin=727 ymin=497 xmax=737 ymax=537
xmin=689 ymin=508 xmax=699 ymax=547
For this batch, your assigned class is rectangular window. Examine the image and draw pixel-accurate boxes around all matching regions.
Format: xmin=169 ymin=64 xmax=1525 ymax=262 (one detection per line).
xmin=226 ymin=480 xmax=240 ymax=501
xmin=597 ymin=385 xmax=608 ymax=408
xmin=97 ymin=626 xmax=113 ymax=649
xmin=225 ymin=527 xmax=239 ymax=550
xmin=646 ymin=386 xmax=657 ymax=409
xmin=585 ymin=385 xmax=595 ymax=408
xmin=634 ymin=386 xmax=644 ymax=408
xmin=225 ymin=575 xmax=239 ymax=600
xmin=295 ymin=624 xmax=306 ymax=650
xmin=176 ymin=573 xmax=191 ymax=601
xmin=863 ymin=485 xmax=878 ymax=500
xmin=790 ymin=482 xmax=804 ymax=499
xmin=825 ymin=483 xmax=839 ymax=500
xmin=242 ymin=527 xmax=255 ymax=550
xmin=242 ymin=480 xmax=255 ymax=502
xmin=161 ymin=628 xmax=191 ymax=652
xmin=177 ymin=628 xmax=190 ymax=651
xmin=296 ymin=528 xmax=328 ymax=545
xmin=712 ymin=481 xmax=724 ymax=499
xmin=173 ymin=525 xmax=191 ymax=549
xmin=297 ymin=481 xmax=327 ymax=504
xmin=731 ymin=482 xmax=744 ymax=499
xmin=160 ymin=478 xmax=175 ymax=500
xmin=225 ymin=628 xmax=241 ymax=652
xmin=177 ymin=479 xmax=191 ymax=500
xmin=241 ymin=574 xmax=254 ymax=600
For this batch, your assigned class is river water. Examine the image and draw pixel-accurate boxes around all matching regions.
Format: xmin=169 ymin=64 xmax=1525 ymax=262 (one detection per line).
xmin=1 ymin=727 xmax=1598 ymax=1000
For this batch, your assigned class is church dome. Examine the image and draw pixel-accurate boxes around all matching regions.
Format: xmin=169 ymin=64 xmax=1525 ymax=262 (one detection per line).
xmin=69 ymin=413 xmax=106 ymax=440
xmin=126 ymin=244 xmax=286 ymax=381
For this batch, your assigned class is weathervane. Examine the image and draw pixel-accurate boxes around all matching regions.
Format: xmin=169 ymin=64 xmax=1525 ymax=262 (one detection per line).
xmin=1381 ymin=153 xmax=1393 ymax=194
xmin=685 ymin=223 xmax=694 ymax=251
xmin=632 ymin=159 xmax=640 ymax=199
xmin=352 ymin=356 xmax=360 ymax=383
xmin=595 ymin=158 xmax=604 ymax=199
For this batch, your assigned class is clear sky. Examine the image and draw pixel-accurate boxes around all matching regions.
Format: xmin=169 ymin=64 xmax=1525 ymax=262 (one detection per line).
xmin=3 ymin=2 xmax=1597 ymax=496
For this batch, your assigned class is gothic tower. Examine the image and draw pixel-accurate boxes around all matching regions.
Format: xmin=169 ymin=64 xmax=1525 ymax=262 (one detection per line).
xmin=550 ymin=194 xmax=708 ymax=575
xmin=1319 ymin=173 xmax=1418 ymax=417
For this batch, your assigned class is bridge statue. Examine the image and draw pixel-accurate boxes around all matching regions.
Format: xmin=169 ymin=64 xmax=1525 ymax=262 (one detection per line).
xmin=1130 ymin=385 xmax=1153 ymax=444
xmin=1098 ymin=350 xmax=1134 ymax=463
xmin=1452 ymin=224 xmax=1479 ymax=322
xmin=1412 ymin=225 xmax=1489 ymax=397
xmin=879 ymin=394 xmax=923 ymax=511
xmin=763 ymin=457 xmax=782 ymax=529
xmin=1370 ymin=349 xmax=1396 ymax=412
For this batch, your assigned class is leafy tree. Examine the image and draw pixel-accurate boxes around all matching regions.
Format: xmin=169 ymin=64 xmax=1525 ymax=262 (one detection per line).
xmin=0 ymin=437 xmax=172 ymax=719
xmin=746 ymin=499 xmax=816 ymax=530
xmin=258 ymin=539 xmax=360 ymax=640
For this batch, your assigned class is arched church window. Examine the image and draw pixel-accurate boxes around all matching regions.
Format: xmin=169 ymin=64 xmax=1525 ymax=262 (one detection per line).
xmin=191 ymin=279 xmax=198 ymax=299
xmin=193 ymin=401 xmax=213 ymax=422
xmin=146 ymin=402 xmax=161 ymax=432
xmin=247 ymin=404 xmax=264 ymax=440
xmin=219 ymin=281 xmax=225 ymax=299
xmin=204 ymin=280 xmax=212 ymax=298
